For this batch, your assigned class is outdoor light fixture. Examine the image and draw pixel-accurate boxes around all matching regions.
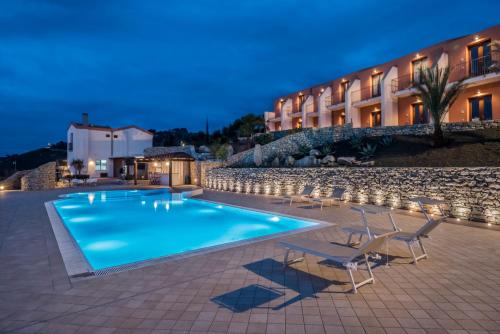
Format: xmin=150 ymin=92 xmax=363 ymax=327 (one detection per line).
xmin=0 ymin=185 xmax=4 ymax=191
xmin=153 ymin=162 xmax=158 ymax=167
xmin=474 ymin=35 xmax=480 ymax=41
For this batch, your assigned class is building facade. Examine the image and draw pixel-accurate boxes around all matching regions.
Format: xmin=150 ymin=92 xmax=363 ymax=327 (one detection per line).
xmin=67 ymin=113 xmax=153 ymax=178
xmin=265 ymin=25 xmax=500 ymax=132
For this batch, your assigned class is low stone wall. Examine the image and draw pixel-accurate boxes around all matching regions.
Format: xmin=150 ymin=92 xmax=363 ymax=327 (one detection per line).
xmin=0 ymin=170 xmax=30 ymax=190
xmin=20 ymin=162 xmax=57 ymax=191
xmin=227 ymin=120 xmax=500 ymax=167
xmin=205 ymin=167 xmax=500 ymax=224
xmin=190 ymin=161 xmax=223 ymax=186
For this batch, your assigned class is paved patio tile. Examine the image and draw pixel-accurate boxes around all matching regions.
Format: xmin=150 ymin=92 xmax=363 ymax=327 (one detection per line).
xmin=1 ymin=187 xmax=499 ymax=333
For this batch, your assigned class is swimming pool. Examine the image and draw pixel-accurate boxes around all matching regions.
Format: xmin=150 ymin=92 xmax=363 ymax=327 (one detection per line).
xmin=52 ymin=189 xmax=320 ymax=271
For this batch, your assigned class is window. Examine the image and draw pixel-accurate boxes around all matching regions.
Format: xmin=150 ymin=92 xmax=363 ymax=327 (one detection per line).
xmin=371 ymin=110 xmax=381 ymax=127
xmin=68 ymin=133 xmax=73 ymax=151
xmin=412 ymin=57 xmax=428 ymax=83
xmin=469 ymin=95 xmax=492 ymax=121
xmin=469 ymin=40 xmax=491 ymax=77
xmin=340 ymin=81 xmax=349 ymax=102
xmin=371 ymin=73 xmax=383 ymax=97
xmin=412 ymin=103 xmax=429 ymax=124
xmin=113 ymin=135 xmax=118 ymax=138
xmin=106 ymin=134 xmax=110 ymax=138
xmin=95 ymin=159 xmax=107 ymax=171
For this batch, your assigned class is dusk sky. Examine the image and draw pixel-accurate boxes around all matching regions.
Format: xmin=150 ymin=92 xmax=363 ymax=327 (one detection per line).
xmin=0 ymin=0 xmax=499 ymax=155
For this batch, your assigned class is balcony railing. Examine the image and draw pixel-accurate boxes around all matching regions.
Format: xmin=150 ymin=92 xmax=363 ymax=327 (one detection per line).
xmin=351 ymin=85 xmax=381 ymax=104
xmin=451 ymin=50 xmax=500 ymax=81
xmin=392 ymin=50 xmax=500 ymax=93
xmin=325 ymin=93 xmax=344 ymax=107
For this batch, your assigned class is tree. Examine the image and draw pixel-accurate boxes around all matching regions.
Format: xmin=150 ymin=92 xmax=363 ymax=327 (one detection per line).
xmin=414 ymin=65 xmax=465 ymax=146
xmin=71 ymin=159 xmax=84 ymax=175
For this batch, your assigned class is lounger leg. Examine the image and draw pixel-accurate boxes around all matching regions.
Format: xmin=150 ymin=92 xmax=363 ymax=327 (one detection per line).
xmin=418 ymin=238 xmax=428 ymax=260
xmin=347 ymin=268 xmax=357 ymax=294
xmin=283 ymin=249 xmax=291 ymax=267
xmin=283 ymin=249 xmax=305 ymax=268
xmin=346 ymin=260 xmax=374 ymax=294
xmin=407 ymin=241 xmax=418 ymax=264
xmin=364 ymin=254 xmax=374 ymax=283
xmin=347 ymin=233 xmax=353 ymax=245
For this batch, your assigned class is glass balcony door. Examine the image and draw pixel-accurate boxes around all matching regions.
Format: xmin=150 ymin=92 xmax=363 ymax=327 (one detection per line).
xmin=371 ymin=73 xmax=382 ymax=97
xmin=412 ymin=103 xmax=428 ymax=124
xmin=469 ymin=41 xmax=491 ymax=77
xmin=469 ymin=95 xmax=492 ymax=121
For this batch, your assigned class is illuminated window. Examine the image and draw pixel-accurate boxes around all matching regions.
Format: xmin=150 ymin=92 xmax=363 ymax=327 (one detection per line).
xmin=411 ymin=103 xmax=429 ymax=124
xmin=340 ymin=81 xmax=349 ymax=102
xmin=469 ymin=95 xmax=492 ymax=121
xmin=371 ymin=73 xmax=383 ymax=97
xmin=95 ymin=160 xmax=107 ymax=171
xmin=469 ymin=40 xmax=491 ymax=77
xmin=412 ymin=57 xmax=428 ymax=83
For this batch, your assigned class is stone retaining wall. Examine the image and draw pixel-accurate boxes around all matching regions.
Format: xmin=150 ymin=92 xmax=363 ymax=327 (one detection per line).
xmin=227 ymin=120 xmax=500 ymax=167
xmin=190 ymin=161 xmax=223 ymax=186
xmin=205 ymin=167 xmax=500 ymax=224
xmin=20 ymin=161 xmax=57 ymax=191
xmin=0 ymin=170 xmax=30 ymax=190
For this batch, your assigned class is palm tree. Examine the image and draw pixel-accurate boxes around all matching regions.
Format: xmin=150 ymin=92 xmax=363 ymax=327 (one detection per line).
xmin=415 ymin=65 xmax=465 ymax=146
xmin=71 ymin=159 xmax=84 ymax=175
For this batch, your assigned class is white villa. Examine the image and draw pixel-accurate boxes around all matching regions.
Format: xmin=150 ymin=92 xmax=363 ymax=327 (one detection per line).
xmin=67 ymin=113 xmax=153 ymax=178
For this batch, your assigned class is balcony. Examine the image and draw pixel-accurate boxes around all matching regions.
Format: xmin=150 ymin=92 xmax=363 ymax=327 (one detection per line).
xmin=351 ymin=85 xmax=381 ymax=107
xmin=325 ymin=94 xmax=345 ymax=110
xmin=451 ymin=50 xmax=500 ymax=83
xmin=392 ymin=50 xmax=500 ymax=95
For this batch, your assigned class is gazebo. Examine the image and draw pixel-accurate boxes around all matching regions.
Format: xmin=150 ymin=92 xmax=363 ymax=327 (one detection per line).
xmin=133 ymin=152 xmax=195 ymax=186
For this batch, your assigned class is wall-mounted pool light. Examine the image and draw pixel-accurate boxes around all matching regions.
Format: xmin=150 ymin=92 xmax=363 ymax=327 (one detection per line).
xmin=269 ymin=216 xmax=280 ymax=222
xmin=141 ymin=200 xmax=146 ymax=205
xmin=216 ymin=205 xmax=223 ymax=209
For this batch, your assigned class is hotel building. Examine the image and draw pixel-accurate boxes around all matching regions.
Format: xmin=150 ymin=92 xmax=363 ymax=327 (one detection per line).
xmin=265 ymin=25 xmax=500 ymax=132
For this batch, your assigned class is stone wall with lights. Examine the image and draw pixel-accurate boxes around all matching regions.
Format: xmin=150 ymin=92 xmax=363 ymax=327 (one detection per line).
xmin=227 ymin=120 xmax=500 ymax=167
xmin=205 ymin=167 xmax=500 ymax=224
xmin=191 ymin=161 xmax=223 ymax=186
xmin=20 ymin=161 xmax=57 ymax=191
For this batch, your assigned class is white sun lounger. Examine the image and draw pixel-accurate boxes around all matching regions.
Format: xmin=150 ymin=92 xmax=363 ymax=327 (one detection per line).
xmin=278 ymin=231 xmax=398 ymax=293
xmin=308 ymin=187 xmax=346 ymax=210
xmin=281 ymin=185 xmax=314 ymax=206
xmin=342 ymin=198 xmax=447 ymax=264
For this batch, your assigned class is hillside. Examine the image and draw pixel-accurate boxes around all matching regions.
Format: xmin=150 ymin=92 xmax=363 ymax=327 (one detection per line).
xmin=0 ymin=142 xmax=66 ymax=180
xmin=333 ymin=128 xmax=500 ymax=167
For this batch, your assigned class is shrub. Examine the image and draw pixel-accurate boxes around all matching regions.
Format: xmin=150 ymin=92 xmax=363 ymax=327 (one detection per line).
xmin=70 ymin=159 xmax=84 ymax=175
xmin=210 ymin=143 xmax=231 ymax=160
xmin=297 ymin=144 xmax=310 ymax=156
xmin=350 ymin=134 xmax=364 ymax=149
xmin=359 ymin=143 xmax=377 ymax=160
xmin=254 ymin=133 xmax=273 ymax=146
xmin=379 ymin=135 xmax=393 ymax=147
xmin=320 ymin=144 xmax=335 ymax=156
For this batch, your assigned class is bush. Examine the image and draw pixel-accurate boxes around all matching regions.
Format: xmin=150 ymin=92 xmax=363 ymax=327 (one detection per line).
xmin=254 ymin=133 xmax=273 ymax=145
xmin=359 ymin=143 xmax=377 ymax=160
xmin=320 ymin=144 xmax=335 ymax=156
xmin=297 ymin=144 xmax=310 ymax=156
xmin=350 ymin=134 xmax=365 ymax=149
xmin=379 ymin=135 xmax=393 ymax=147
xmin=210 ymin=143 xmax=231 ymax=160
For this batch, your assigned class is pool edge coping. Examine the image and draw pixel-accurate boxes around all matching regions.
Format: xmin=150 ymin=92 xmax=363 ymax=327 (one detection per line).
xmin=45 ymin=189 xmax=332 ymax=279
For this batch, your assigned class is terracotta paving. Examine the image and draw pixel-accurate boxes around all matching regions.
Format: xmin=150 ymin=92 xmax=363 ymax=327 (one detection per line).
xmin=0 ymin=187 xmax=499 ymax=334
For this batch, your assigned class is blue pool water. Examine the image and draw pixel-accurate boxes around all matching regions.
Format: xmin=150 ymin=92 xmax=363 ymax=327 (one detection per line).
xmin=53 ymin=189 xmax=318 ymax=270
